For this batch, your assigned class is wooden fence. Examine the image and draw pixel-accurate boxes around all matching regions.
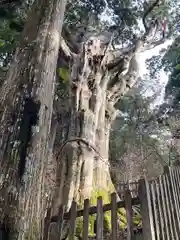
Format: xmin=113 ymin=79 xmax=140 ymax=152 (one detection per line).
xmin=143 ymin=166 xmax=180 ymax=240
xmin=44 ymin=166 xmax=180 ymax=240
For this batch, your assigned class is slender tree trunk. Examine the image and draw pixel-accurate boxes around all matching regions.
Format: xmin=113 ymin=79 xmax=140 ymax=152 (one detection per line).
xmin=0 ymin=0 xmax=66 ymax=238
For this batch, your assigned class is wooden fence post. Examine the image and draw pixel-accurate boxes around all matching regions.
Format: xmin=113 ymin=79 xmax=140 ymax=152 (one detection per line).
xmin=96 ymin=196 xmax=103 ymax=240
xmin=164 ymin=166 xmax=180 ymax=236
xmin=155 ymin=180 xmax=165 ymax=240
xmin=83 ymin=199 xmax=90 ymax=240
xmin=57 ymin=205 xmax=65 ymax=240
xmin=159 ymin=176 xmax=170 ymax=240
xmin=43 ymin=207 xmax=51 ymax=240
xmin=124 ymin=189 xmax=134 ymax=240
xmin=150 ymin=182 xmax=160 ymax=240
xmin=68 ymin=201 xmax=77 ymax=240
xmin=111 ymin=193 xmax=117 ymax=240
xmin=162 ymin=174 xmax=175 ymax=239
xmin=138 ymin=178 xmax=155 ymax=240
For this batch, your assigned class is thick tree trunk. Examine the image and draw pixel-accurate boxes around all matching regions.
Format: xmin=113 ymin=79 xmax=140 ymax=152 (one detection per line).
xmin=0 ymin=0 xmax=66 ymax=238
xmin=49 ymin=19 xmax=163 ymax=235
xmin=51 ymin=40 xmax=122 ymax=223
xmin=0 ymin=0 xmax=165 ymax=238
xmin=51 ymin=35 xmax=143 ymax=218
xmin=50 ymin=80 xmax=116 ymax=240
xmin=47 ymin=4 xmax=163 ymax=238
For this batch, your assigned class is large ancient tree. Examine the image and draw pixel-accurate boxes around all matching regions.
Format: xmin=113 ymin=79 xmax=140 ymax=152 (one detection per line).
xmin=0 ymin=0 xmax=174 ymax=239
xmin=50 ymin=0 xmax=169 ymax=232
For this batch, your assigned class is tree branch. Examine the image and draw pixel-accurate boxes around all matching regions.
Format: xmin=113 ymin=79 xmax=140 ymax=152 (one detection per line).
xmin=107 ymin=41 xmax=142 ymax=102
xmin=142 ymin=0 xmax=161 ymax=32
xmin=60 ymin=37 xmax=75 ymax=58
xmin=61 ymin=26 xmax=83 ymax=54
xmin=142 ymin=38 xmax=166 ymax=51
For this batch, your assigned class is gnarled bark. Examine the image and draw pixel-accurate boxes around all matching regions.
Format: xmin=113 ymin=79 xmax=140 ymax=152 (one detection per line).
xmin=50 ymin=2 xmax=167 ymax=238
xmin=0 ymin=0 xmax=166 ymax=239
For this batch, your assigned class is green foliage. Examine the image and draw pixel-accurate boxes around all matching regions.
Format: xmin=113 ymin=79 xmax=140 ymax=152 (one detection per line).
xmin=175 ymin=64 xmax=180 ymax=70
xmin=0 ymin=1 xmax=27 ymax=69
xmin=57 ymin=67 xmax=69 ymax=82
xmin=0 ymin=21 xmax=20 ymax=59
xmin=75 ymin=183 xmax=142 ymax=238
xmin=89 ymin=188 xmax=112 ymax=235
xmin=76 ymin=217 xmax=84 ymax=237
xmin=0 ymin=0 xmax=177 ymax=69
xmin=110 ymin=94 xmax=161 ymax=160
xmin=110 ymin=91 xmax=167 ymax=182
xmin=162 ymin=38 xmax=180 ymax=73
xmin=162 ymin=37 xmax=180 ymax=105
xmin=75 ymin=187 xmax=112 ymax=238
xmin=169 ymin=146 xmax=179 ymax=165
xmin=90 ymin=188 xmax=111 ymax=205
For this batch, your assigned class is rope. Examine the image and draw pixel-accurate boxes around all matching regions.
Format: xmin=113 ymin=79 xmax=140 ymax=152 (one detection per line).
xmin=55 ymin=137 xmax=104 ymax=161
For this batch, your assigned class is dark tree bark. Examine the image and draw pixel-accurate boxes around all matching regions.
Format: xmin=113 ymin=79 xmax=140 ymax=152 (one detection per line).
xmin=0 ymin=0 xmax=67 ymax=238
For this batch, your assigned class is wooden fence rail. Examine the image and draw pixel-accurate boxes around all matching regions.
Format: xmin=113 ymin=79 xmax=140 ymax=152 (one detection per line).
xmin=45 ymin=190 xmax=141 ymax=239
xmin=44 ymin=166 xmax=180 ymax=240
